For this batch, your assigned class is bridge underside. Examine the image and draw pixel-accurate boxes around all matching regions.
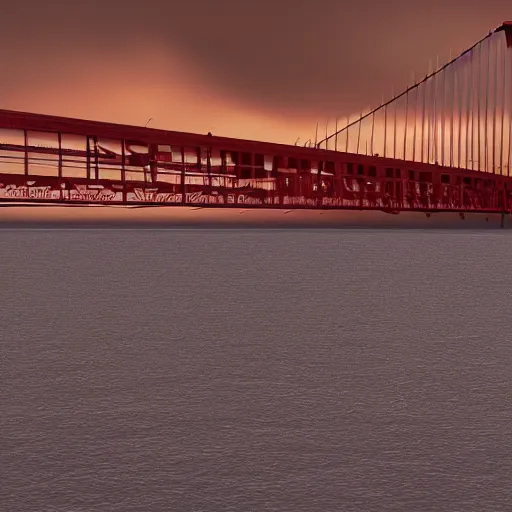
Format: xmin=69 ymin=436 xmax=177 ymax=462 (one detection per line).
xmin=0 ymin=170 xmax=510 ymax=214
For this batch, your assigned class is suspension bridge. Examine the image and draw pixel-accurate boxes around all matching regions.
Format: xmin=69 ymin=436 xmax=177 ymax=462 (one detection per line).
xmin=317 ymin=22 xmax=512 ymax=174
xmin=0 ymin=22 xmax=511 ymax=227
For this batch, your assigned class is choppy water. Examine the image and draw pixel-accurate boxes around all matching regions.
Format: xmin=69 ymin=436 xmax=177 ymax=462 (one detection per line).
xmin=2 ymin=229 xmax=512 ymax=511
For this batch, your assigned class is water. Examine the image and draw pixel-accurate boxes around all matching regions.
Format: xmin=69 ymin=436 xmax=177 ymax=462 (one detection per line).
xmin=2 ymin=229 xmax=512 ymax=511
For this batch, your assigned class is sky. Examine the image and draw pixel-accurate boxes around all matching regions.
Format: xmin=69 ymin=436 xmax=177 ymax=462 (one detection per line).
xmin=0 ymin=0 xmax=510 ymax=144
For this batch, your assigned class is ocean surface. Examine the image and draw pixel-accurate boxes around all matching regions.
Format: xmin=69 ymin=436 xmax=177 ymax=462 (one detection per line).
xmin=2 ymin=228 xmax=512 ymax=511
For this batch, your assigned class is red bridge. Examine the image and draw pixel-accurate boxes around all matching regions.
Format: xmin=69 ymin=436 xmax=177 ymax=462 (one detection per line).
xmin=1 ymin=23 xmax=512 ymax=220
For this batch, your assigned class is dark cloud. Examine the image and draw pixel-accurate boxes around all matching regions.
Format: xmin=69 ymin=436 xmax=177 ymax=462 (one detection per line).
xmin=0 ymin=0 xmax=509 ymax=120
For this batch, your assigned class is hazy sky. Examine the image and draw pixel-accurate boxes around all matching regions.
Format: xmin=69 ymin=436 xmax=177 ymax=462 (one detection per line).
xmin=0 ymin=1 xmax=510 ymax=143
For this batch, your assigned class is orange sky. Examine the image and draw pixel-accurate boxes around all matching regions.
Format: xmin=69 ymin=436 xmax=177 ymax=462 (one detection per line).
xmin=0 ymin=1 xmax=510 ymax=145
xmin=3 ymin=45 xmax=318 ymax=145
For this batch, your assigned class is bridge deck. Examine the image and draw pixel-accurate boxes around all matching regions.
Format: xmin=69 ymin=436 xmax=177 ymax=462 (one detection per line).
xmin=0 ymin=106 xmax=510 ymax=214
